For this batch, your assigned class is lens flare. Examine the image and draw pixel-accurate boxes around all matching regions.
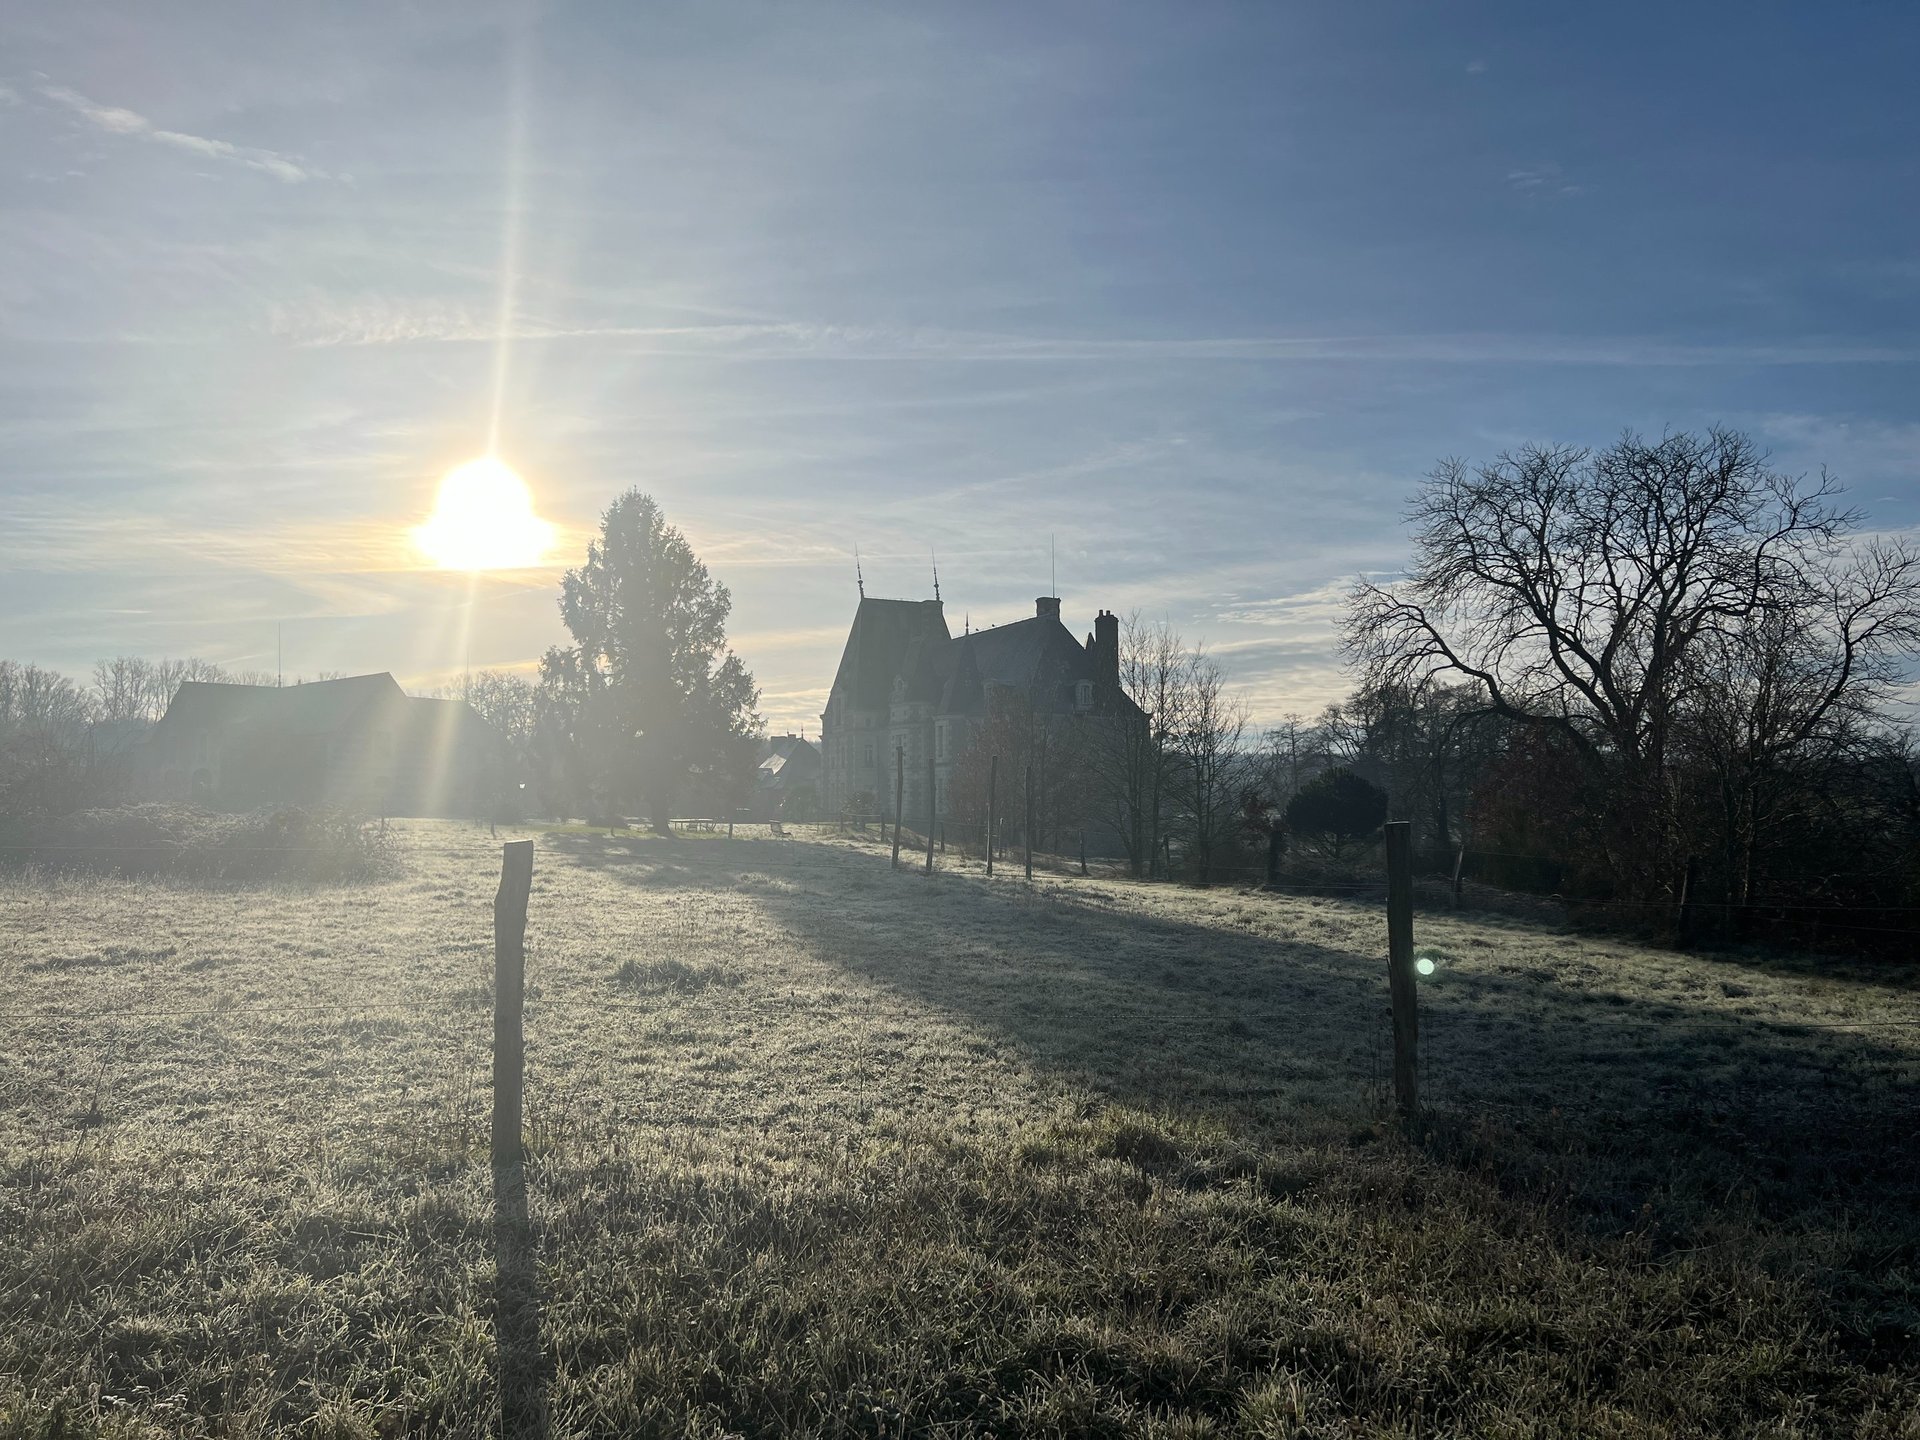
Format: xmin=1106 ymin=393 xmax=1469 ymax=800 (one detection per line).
xmin=1415 ymin=956 xmax=1436 ymax=977
xmin=413 ymin=457 xmax=554 ymax=571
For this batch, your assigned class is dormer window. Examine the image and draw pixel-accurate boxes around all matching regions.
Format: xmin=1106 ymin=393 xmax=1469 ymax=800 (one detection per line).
xmin=1075 ymin=681 xmax=1093 ymax=711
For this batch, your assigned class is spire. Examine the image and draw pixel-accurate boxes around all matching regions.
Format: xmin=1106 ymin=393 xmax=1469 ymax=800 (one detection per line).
xmin=932 ymin=549 xmax=941 ymax=603
xmin=854 ymin=543 xmax=865 ymax=599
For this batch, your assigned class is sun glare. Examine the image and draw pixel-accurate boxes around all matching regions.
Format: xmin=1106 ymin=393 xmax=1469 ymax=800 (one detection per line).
xmin=413 ymin=456 xmax=555 ymax=571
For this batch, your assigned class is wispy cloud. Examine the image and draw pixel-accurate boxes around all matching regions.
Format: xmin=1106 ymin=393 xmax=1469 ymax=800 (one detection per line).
xmin=259 ymin=303 xmax=1913 ymax=368
xmin=39 ymin=83 xmax=321 ymax=183
xmin=1210 ymin=579 xmax=1354 ymax=634
xmin=1506 ymin=162 xmax=1584 ymax=199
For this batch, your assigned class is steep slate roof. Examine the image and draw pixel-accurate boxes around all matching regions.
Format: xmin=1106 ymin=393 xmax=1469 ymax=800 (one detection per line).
xmin=938 ymin=638 xmax=984 ymax=714
xmin=826 ymin=597 xmax=1144 ymax=723
xmin=756 ymin=735 xmax=820 ymax=787
xmin=827 ymin=598 xmax=951 ymax=712
xmin=941 ymin=616 xmax=1107 ymax=716
xmin=763 ymin=734 xmax=814 ymax=761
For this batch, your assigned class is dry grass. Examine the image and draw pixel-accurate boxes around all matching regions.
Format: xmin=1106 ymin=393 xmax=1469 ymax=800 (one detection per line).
xmin=0 ymin=821 xmax=1915 ymax=1438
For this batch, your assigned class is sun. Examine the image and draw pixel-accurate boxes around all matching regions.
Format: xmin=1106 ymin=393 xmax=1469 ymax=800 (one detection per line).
xmin=413 ymin=456 xmax=556 ymax=571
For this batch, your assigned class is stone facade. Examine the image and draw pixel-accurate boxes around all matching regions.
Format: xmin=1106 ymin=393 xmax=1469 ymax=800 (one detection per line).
xmin=819 ymin=595 xmax=1130 ymax=832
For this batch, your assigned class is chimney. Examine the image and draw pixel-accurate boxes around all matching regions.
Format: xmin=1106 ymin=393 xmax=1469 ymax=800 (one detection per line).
xmin=1036 ymin=596 xmax=1061 ymax=621
xmin=1094 ymin=609 xmax=1120 ymax=689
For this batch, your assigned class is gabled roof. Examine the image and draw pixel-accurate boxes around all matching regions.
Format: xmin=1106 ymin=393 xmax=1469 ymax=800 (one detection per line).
xmin=826 ymin=597 xmax=950 ymax=713
xmin=756 ymin=734 xmax=820 ymax=787
xmin=762 ymin=734 xmax=814 ymax=762
xmin=157 ymin=673 xmax=407 ymax=738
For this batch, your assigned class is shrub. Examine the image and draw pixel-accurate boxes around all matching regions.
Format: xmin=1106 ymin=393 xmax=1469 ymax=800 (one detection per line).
xmin=1283 ymin=767 xmax=1388 ymax=860
xmin=0 ymin=804 xmax=398 ymax=883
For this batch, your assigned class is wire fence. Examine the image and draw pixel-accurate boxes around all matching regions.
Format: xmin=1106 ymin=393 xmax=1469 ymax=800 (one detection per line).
xmin=4 ymin=825 xmax=1916 ymax=1154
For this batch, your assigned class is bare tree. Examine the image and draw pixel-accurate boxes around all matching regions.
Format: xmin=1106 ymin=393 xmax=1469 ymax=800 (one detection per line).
xmin=92 ymin=656 xmax=237 ymax=724
xmin=1678 ymin=551 xmax=1920 ymax=906
xmin=1346 ymin=428 xmax=1920 ymax=895
xmin=428 ymin=669 xmax=538 ymax=749
xmin=91 ymin=658 xmax=148 ymax=724
xmin=1312 ymin=679 xmax=1495 ymax=860
xmin=1074 ymin=614 xmax=1196 ymax=876
xmin=1255 ymin=713 xmax=1319 ymax=807
xmin=1166 ymin=649 xmax=1247 ymax=885
xmin=0 ymin=661 xmax=97 ymax=816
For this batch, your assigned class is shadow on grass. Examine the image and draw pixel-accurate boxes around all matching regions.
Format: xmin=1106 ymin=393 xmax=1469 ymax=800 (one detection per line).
xmin=493 ymin=1157 xmax=548 ymax=1440
xmin=544 ymin=831 xmax=1920 ymax=1240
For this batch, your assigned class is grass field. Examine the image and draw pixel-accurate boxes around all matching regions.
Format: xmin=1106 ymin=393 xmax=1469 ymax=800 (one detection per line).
xmin=2 ymin=822 xmax=1916 ymax=1438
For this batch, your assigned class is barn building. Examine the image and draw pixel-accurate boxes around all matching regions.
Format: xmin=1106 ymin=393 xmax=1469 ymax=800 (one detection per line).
xmin=148 ymin=672 xmax=508 ymax=816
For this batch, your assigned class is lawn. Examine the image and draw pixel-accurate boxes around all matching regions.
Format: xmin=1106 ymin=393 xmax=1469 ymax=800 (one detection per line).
xmin=1 ymin=821 xmax=1915 ymax=1438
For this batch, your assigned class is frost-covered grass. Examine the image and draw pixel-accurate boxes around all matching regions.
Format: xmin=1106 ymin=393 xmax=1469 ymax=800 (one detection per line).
xmin=0 ymin=821 xmax=1915 ymax=1437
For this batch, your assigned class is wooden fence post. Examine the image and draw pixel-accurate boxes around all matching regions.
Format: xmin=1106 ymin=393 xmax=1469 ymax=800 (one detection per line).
xmin=891 ymin=743 xmax=904 ymax=870
xmin=1024 ymin=763 xmax=1034 ymax=881
xmin=925 ymin=742 xmax=936 ymax=875
xmin=1451 ymin=844 xmax=1465 ymax=910
xmin=1079 ymin=828 xmax=1088 ymax=876
xmin=986 ymin=755 xmax=997 ymax=877
xmin=1384 ymin=821 xmax=1418 ymax=1123
xmin=492 ymin=840 xmax=534 ymax=1169
xmin=1676 ymin=855 xmax=1699 ymax=947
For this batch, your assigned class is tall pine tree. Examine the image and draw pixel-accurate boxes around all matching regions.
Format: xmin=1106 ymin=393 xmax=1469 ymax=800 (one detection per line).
xmin=542 ymin=491 xmax=759 ymax=828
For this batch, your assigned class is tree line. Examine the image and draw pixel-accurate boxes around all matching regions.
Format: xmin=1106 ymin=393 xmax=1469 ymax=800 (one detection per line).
xmin=4 ymin=428 xmax=1914 ymax=951
xmin=1340 ymin=428 xmax=1920 ymax=938
xmin=0 ymin=656 xmax=331 ymax=816
xmin=925 ymin=427 xmax=1920 ymax=951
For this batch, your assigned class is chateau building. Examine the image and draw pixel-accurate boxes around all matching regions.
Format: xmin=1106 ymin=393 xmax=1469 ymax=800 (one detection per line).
xmin=819 ymin=594 xmax=1137 ymax=832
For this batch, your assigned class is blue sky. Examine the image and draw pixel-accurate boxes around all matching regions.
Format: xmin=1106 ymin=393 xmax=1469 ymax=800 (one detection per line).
xmin=3 ymin=2 xmax=1916 ymax=731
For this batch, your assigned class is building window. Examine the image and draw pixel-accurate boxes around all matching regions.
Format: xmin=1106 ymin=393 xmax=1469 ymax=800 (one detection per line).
xmin=1075 ymin=680 xmax=1093 ymax=711
xmin=862 ymin=741 xmax=874 ymax=767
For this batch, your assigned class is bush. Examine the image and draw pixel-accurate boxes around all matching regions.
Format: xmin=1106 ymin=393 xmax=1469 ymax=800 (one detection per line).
xmin=0 ymin=804 xmax=398 ymax=883
xmin=1284 ymin=767 xmax=1388 ymax=860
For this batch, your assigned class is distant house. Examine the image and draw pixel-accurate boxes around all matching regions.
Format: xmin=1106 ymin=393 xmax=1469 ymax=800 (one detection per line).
xmin=752 ymin=733 xmax=820 ymax=820
xmin=148 ymin=673 xmax=508 ymax=816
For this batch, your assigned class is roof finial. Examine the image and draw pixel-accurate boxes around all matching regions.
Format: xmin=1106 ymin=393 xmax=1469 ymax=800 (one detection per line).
xmin=932 ymin=549 xmax=941 ymax=603
xmin=854 ymin=543 xmax=865 ymax=599
xmin=1050 ymin=533 xmax=1057 ymax=599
